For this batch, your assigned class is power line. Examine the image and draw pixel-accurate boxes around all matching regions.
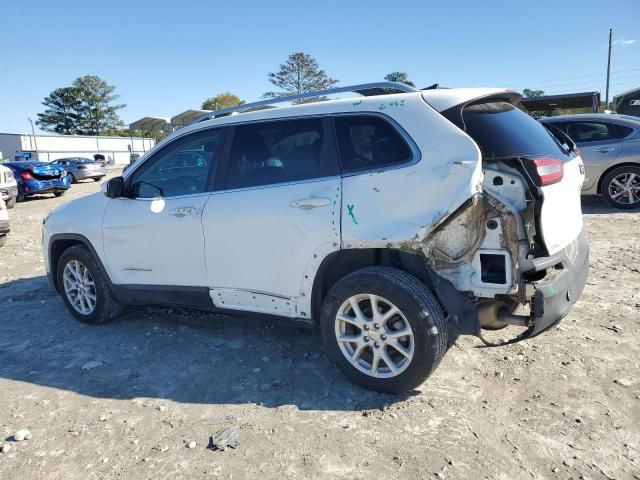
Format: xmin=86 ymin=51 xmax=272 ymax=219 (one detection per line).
xmin=508 ymin=68 xmax=640 ymax=87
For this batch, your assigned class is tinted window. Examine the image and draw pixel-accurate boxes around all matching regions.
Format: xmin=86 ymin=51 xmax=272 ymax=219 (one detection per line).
xmin=463 ymin=102 xmax=569 ymax=160
xmin=225 ymin=118 xmax=332 ymax=189
xmin=615 ymin=124 xmax=634 ymax=139
xmin=564 ymin=122 xmax=621 ymax=143
xmin=334 ymin=115 xmax=412 ymax=172
xmin=129 ymin=128 xmax=223 ymax=198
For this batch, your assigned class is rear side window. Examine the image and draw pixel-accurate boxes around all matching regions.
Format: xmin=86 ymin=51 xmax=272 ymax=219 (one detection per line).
xmin=615 ymin=124 xmax=634 ymax=139
xmin=334 ymin=115 xmax=412 ymax=173
xmin=463 ymin=102 xmax=570 ymax=160
xmin=225 ymin=118 xmax=335 ymax=189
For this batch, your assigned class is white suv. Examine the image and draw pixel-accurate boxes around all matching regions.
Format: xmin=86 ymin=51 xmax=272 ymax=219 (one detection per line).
xmin=43 ymin=82 xmax=589 ymax=393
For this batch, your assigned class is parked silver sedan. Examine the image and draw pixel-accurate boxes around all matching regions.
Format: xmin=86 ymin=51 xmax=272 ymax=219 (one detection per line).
xmin=541 ymin=114 xmax=640 ymax=209
xmin=50 ymin=157 xmax=107 ymax=183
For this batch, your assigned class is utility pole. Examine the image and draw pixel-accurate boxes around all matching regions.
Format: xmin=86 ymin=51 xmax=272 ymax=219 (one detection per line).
xmin=605 ymin=28 xmax=613 ymax=110
xmin=27 ymin=117 xmax=39 ymax=160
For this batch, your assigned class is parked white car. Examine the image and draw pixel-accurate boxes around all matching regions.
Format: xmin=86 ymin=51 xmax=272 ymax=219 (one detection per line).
xmin=0 ymin=163 xmax=18 ymax=208
xmin=42 ymin=82 xmax=589 ymax=392
xmin=0 ymin=197 xmax=9 ymax=247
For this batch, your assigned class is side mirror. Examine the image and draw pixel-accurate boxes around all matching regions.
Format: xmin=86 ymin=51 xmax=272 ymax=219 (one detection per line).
xmin=105 ymin=176 xmax=125 ymax=198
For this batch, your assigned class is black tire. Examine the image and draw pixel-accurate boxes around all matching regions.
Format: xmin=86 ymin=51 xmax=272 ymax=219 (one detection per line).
xmin=56 ymin=245 xmax=123 ymax=324
xmin=320 ymin=266 xmax=448 ymax=393
xmin=5 ymin=197 xmax=16 ymax=209
xmin=93 ymin=177 xmax=102 ymax=182
xmin=0 ymin=235 xmax=7 ymax=247
xmin=54 ymin=190 xmax=66 ymax=198
xmin=16 ymin=194 xmax=25 ymax=203
xmin=68 ymin=173 xmax=76 ymax=184
xmin=601 ymin=165 xmax=640 ymax=210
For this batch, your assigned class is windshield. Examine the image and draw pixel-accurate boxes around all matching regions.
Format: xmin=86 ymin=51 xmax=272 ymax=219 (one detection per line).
xmin=463 ymin=101 xmax=571 ymax=160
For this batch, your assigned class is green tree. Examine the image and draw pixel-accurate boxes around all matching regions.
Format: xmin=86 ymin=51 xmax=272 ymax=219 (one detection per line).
xmin=523 ymin=88 xmax=545 ymax=98
xmin=384 ymin=71 xmax=415 ymax=87
xmin=263 ymin=52 xmax=338 ymax=98
xmin=73 ymin=75 xmax=125 ymax=135
xmin=36 ymin=87 xmax=82 ymax=134
xmin=202 ymin=92 xmax=245 ymax=111
xmin=36 ymin=76 xmax=125 ymax=135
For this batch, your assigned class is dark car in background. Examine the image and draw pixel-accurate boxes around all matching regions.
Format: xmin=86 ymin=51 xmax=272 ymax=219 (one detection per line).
xmin=5 ymin=161 xmax=71 ymax=202
xmin=540 ymin=114 xmax=640 ymax=209
xmin=51 ymin=157 xmax=107 ymax=183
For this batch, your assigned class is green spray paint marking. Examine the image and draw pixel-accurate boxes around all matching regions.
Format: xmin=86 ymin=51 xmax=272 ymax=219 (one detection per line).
xmin=352 ymin=100 xmax=363 ymax=106
xmin=347 ymin=204 xmax=358 ymax=225
xmin=546 ymin=284 xmax=558 ymax=295
xmin=379 ymin=99 xmax=407 ymax=110
xmin=525 ymin=222 xmax=533 ymax=231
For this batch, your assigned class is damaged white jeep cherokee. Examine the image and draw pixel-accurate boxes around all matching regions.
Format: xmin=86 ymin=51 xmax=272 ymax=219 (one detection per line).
xmin=43 ymin=82 xmax=589 ymax=393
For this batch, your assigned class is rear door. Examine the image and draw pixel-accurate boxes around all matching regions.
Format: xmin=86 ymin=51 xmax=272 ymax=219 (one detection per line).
xmin=557 ymin=121 xmax=622 ymax=191
xmin=102 ymin=127 xmax=225 ymax=287
xmin=202 ymin=117 xmax=341 ymax=315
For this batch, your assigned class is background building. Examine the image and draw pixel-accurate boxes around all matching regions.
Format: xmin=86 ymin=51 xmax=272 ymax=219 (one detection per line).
xmin=613 ymin=86 xmax=640 ymax=117
xmin=0 ymin=132 xmax=155 ymax=165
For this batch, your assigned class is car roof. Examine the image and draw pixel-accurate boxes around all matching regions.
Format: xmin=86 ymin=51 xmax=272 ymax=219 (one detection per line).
xmin=540 ymin=113 xmax=640 ymax=126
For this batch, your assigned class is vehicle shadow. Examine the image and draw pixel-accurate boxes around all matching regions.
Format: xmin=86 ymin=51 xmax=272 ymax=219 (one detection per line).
xmin=581 ymin=195 xmax=638 ymax=215
xmin=0 ymin=276 xmax=414 ymax=411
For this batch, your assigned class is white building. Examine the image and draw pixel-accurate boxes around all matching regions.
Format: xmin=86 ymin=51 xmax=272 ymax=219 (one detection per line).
xmin=0 ymin=132 xmax=156 ymax=165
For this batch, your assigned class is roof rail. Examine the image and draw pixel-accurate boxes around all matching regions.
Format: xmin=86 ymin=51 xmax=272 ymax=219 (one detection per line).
xmin=192 ymin=81 xmax=419 ymax=124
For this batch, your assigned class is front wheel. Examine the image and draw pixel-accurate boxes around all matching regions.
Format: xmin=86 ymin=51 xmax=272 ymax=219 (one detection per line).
xmin=320 ymin=267 xmax=448 ymax=393
xmin=602 ymin=166 xmax=640 ymax=209
xmin=54 ymin=190 xmax=66 ymax=198
xmin=56 ymin=245 xmax=122 ymax=324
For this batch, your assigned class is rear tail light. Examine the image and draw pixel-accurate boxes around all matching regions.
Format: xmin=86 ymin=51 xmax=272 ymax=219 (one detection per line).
xmin=20 ymin=172 xmax=33 ymax=180
xmin=529 ymin=156 xmax=564 ymax=186
xmin=78 ymin=166 xmax=88 ymax=170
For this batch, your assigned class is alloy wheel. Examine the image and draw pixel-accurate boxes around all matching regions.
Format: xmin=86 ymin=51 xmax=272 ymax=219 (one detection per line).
xmin=608 ymin=172 xmax=640 ymax=206
xmin=334 ymin=294 xmax=414 ymax=378
xmin=62 ymin=259 xmax=97 ymax=315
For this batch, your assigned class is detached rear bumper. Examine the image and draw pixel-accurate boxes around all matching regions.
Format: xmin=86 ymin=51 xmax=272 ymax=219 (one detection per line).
xmin=528 ymin=227 xmax=589 ymax=335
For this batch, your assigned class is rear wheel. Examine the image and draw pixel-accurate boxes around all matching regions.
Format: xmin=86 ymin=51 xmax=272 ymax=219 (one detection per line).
xmin=5 ymin=197 xmax=16 ymax=209
xmin=602 ymin=166 xmax=640 ymax=209
xmin=56 ymin=245 xmax=122 ymax=324
xmin=320 ymin=267 xmax=448 ymax=393
xmin=68 ymin=173 xmax=76 ymax=184
xmin=54 ymin=190 xmax=66 ymax=198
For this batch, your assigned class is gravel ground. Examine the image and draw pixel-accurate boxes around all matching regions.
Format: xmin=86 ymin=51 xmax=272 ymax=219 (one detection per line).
xmin=0 ymin=173 xmax=639 ymax=479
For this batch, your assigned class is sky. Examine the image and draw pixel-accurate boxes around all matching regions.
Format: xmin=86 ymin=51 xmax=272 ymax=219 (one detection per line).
xmin=1 ymin=0 xmax=639 ymax=133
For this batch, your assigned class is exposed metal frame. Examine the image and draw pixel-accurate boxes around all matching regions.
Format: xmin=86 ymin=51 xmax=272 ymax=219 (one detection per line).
xmin=192 ymin=82 xmax=419 ymax=125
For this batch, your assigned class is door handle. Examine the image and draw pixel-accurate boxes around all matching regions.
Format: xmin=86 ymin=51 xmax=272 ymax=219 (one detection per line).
xmin=168 ymin=207 xmax=201 ymax=217
xmin=596 ymin=147 xmax=614 ymax=153
xmin=290 ymin=197 xmax=331 ymax=210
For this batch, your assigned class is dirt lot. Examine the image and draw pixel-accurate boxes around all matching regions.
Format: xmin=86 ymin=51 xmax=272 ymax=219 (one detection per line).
xmin=0 ymin=173 xmax=639 ymax=480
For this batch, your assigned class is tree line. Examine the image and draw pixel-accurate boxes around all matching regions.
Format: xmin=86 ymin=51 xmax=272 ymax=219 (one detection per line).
xmin=37 ymin=52 xmax=417 ymax=137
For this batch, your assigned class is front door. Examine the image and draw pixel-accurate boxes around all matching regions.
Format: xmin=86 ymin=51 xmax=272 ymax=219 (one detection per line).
xmin=102 ymin=127 xmax=226 ymax=287
xmin=202 ymin=117 xmax=341 ymax=314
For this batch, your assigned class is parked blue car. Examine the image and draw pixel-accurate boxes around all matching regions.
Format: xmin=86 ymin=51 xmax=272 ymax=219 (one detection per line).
xmin=5 ymin=162 xmax=71 ymax=201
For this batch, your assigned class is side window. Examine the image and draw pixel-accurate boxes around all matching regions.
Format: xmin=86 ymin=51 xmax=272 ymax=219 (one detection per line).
xmin=614 ymin=124 xmax=634 ymax=139
xmin=225 ymin=118 xmax=333 ymax=189
xmin=129 ymin=128 xmax=223 ymax=198
xmin=334 ymin=115 xmax=412 ymax=173
xmin=565 ymin=122 xmax=620 ymax=143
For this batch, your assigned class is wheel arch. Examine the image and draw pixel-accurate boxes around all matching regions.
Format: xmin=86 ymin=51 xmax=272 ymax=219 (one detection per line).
xmin=310 ymin=247 xmax=480 ymax=337
xmin=49 ymin=234 xmax=110 ymax=293
xmin=597 ymin=161 xmax=640 ymax=194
